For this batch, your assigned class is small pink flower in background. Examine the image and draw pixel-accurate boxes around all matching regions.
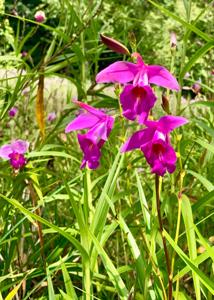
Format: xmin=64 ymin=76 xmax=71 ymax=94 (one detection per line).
xmin=21 ymin=51 xmax=28 ymax=58
xmin=8 ymin=107 xmax=18 ymax=118
xmin=121 ymin=116 xmax=188 ymax=176
xmin=47 ymin=112 xmax=56 ymax=122
xmin=192 ymin=80 xmax=201 ymax=94
xmin=184 ymin=72 xmax=190 ymax=79
xmin=0 ymin=140 xmax=29 ymax=170
xmin=170 ymin=32 xmax=177 ymax=48
xmin=34 ymin=10 xmax=46 ymax=23
xmin=65 ymin=101 xmax=114 ymax=169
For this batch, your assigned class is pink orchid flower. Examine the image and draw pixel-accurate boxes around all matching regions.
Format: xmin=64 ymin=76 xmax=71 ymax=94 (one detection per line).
xmin=0 ymin=140 xmax=29 ymax=169
xmin=96 ymin=52 xmax=180 ymax=91
xmin=65 ymin=101 xmax=114 ymax=169
xmin=96 ymin=52 xmax=179 ymax=123
xmin=121 ymin=116 xmax=188 ymax=176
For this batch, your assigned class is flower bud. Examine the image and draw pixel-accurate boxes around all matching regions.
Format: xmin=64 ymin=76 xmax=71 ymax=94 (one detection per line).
xmin=100 ymin=34 xmax=130 ymax=55
xmin=34 ymin=10 xmax=46 ymax=23
xmin=161 ymin=94 xmax=170 ymax=114
xmin=47 ymin=112 xmax=56 ymax=122
xmin=21 ymin=51 xmax=28 ymax=58
xmin=170 ymin=32 xmax=177 ymax=48
xmin=8 ymin=107 xmax=18 ymax=117
xmin=192 ymin=81 xmax=201 ymax=94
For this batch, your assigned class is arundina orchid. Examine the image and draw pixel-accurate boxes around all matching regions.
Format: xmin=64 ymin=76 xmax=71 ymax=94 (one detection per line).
xmin=121 ymin=116 xmax=188 ymax=176
xmin=96 ymin=52 xmax=179 ymax=123
xmin=0 ymin=139 xmax=29 ymax=170
xmin=65 ymin=101 xmax=114 ymax=169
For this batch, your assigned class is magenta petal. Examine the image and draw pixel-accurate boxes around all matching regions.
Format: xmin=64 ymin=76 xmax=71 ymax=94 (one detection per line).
xmin=65 ymin=113 xmax=99 ymax=133
xmin=0 ymin=144 xmax=13 ymax=159
xmin=96 ymin=61 xmax=138 ymax=83
xmin=151 ymin=160 xmax=167 ymax=176
xmin=164 ymin=144 xmax=177 ymax=169
xmin=147 ymin=65 xmax=180 ymax=91
xmin=78 ymin=134 xmax=101 ymax=169
xmin=158 ymin=116 xmax=188 ymax=133
xmin=120 ymin=85 xmax=156 ymax=124
xmin=11 ymin=140 xmax=29 ymax=154
xmin=74 ymin=101 xmax=106 ymax=118
xmin=9 ymin=152 xmax=27 ymax=169
xmin=121 ymin=129 xmax=154 ymax=152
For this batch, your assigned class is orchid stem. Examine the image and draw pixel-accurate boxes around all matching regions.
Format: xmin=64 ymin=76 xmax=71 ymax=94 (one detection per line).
xmin=155 ymin=174 xmax=172 ymax=300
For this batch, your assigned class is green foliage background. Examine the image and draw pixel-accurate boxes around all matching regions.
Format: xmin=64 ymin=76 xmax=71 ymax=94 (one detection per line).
xmin=0 ymin=0 xmax=213 ymax=299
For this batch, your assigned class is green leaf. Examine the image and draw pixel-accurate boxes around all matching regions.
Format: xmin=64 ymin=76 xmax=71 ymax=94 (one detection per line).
xmin=196 ymin=120 xmax=214 ymax=138
xmin=173 ymin=246 xmax=214 ymax=282
xmin=191 ymin=101 xmax=214 ymax=108
xmin=0 ymin=193 xmax=89 ymax=260
xmin=192 ymin=190 xmax=214 ymax=211
xmin=90 ymin=150 xmax=124 ymax=238
xmin=27 ymin=150 xmax=80 ymax=163
xmin=147 ymin=0 xmax=213 ymax=42
xmin=5 ymin=280 xmax=24 ymax=300
xmin=194 ymin=226 xmax=214 ymax=262
xmin=135 ymin=170 xmax=150 ymax=230
xmin=195 ymin=139 xmax=214 ymax=155
xmin=164 ymin=230 xmax=214 ymax=295
xmin=47 ymin=266 xmax=56 ymax=300
xmin=60 ymin=259 xmax=78 ymax=300
xmin=181 ymin=195 xmax=201 ymax=299
xmin=180 ymin=41 xmax=214 ymax=80
xmin=89 ymin=230 xmax=129 ymax=299
xmin=187 ymin=170 xmax=214 ymax=192
xmin=118 ymin=215 xmax=146 ymax=293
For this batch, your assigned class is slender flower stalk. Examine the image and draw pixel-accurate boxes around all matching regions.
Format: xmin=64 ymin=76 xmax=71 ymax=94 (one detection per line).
xmin=155 ymin=175 xmax=172 ymax=300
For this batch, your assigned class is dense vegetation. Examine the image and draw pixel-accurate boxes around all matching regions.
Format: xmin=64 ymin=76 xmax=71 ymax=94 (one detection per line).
xmin=0 ymin=0 xmax=213 ymax=299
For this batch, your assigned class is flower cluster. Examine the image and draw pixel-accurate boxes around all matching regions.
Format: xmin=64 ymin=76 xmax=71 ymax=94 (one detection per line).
xmin=65 ymin=37 xmax=187 ymax=174
xmin=95 ymin=49 xmax=188 ymax=176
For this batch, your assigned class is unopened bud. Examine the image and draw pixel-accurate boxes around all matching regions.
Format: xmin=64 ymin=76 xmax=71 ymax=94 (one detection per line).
xmin=161 ymin=94 xmax=170 ymax=114
xmin=100 ymin=34 xmax=130 ymax=55
xmin=170 ymin=32 xmax=177 ymax=48
xmin=192 ymin=81 xmax=201 ymax=94
xmin=21 ymin=51 xmax=28 ymax=58
xmin=8 ymin=107 xmax=18 ymax=117
xmin=34 ymin=10 xmax=46 ymax=23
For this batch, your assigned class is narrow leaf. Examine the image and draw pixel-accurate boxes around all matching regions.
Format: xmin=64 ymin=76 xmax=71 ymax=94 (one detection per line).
xmin=147 ymin=0 xmax=212 ymax=42
xmin=89 ymin=229 xmax=129 ymax=299
xmin=180 ymin=41 xmax=214 ymax=80
xmin=181 ymin=195 xmax=201 ymax=299
xmin=187 ymin=170 xmax=214 ymax=192
xmin=5 ymin=280 xmax=24 ymax=300
xmin=164 ymin=230 xmax=214 ymax=294
xmin=61 ymin=258 xmax=78 ymax=299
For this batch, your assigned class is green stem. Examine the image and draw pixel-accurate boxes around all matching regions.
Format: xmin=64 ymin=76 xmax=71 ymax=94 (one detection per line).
xmin=170 ymin=193 xmax=182 ymax=278
xmin=155 ymin=175 xmax=172 ymax=300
